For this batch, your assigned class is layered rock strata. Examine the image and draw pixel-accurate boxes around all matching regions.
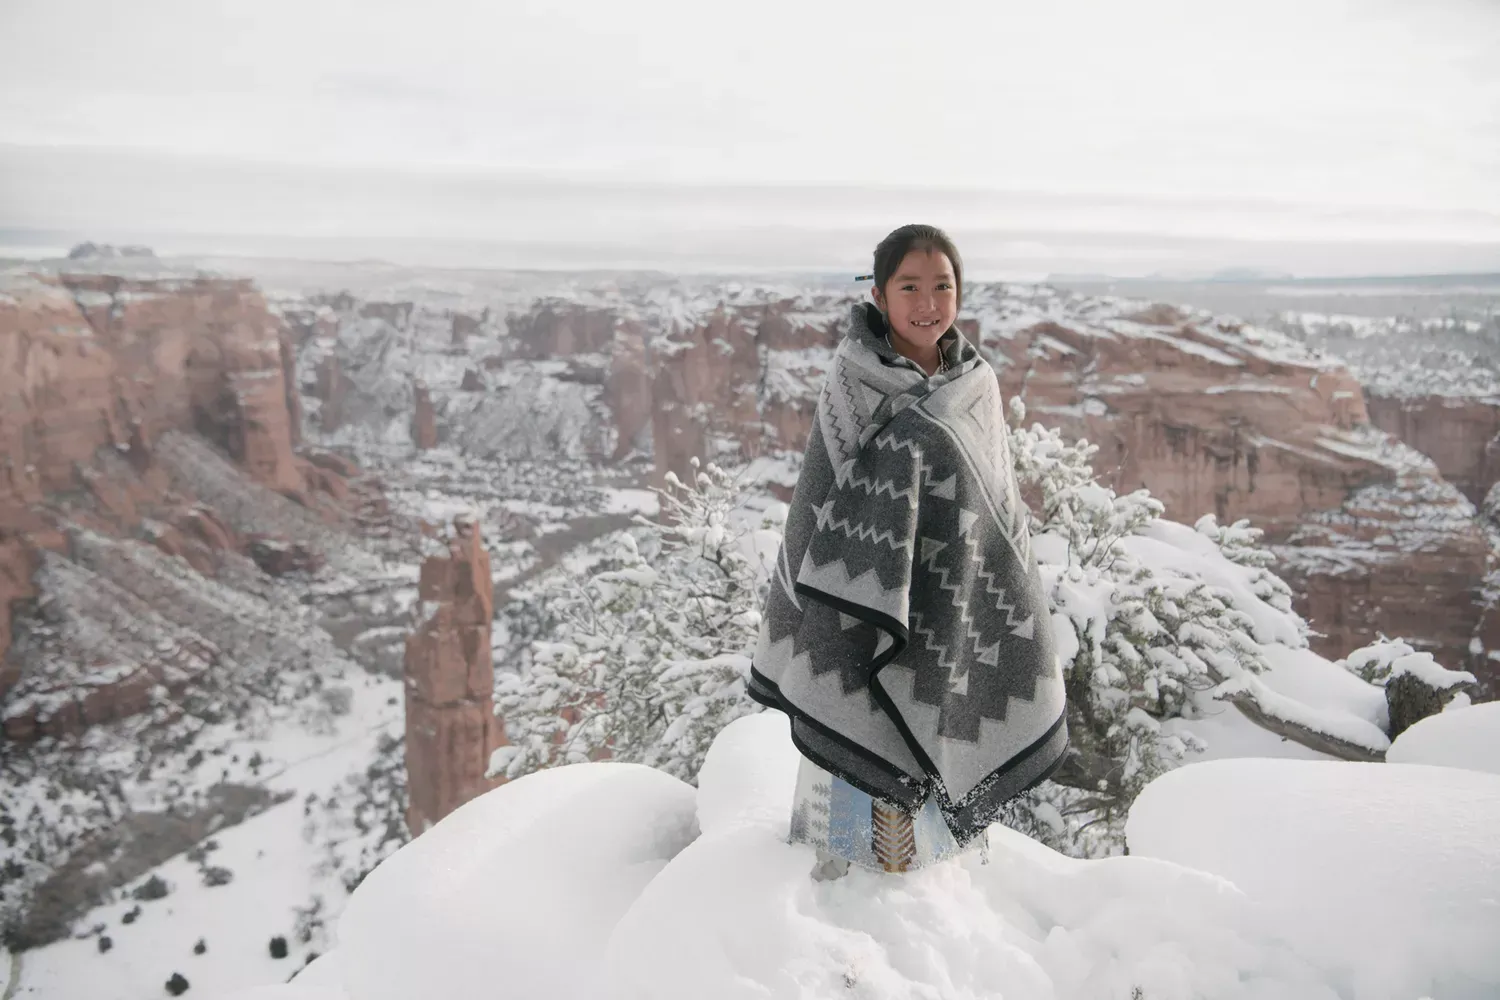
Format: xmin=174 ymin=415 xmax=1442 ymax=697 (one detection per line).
xmin=0 ymin=271 xmax=357 ymax=740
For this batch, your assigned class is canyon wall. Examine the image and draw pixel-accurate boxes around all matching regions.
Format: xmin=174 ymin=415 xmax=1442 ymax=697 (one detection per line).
xmin=501 ymin=286 xmax=1493 ymax=688
xmin=0 ymin=271 xmax=354 ymax=741
xmin=1364 ymin=393 xmax=1500 ymax=507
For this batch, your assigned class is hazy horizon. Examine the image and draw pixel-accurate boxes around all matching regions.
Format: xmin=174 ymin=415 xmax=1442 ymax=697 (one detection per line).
xmin=6 ymin=144 xmax=1500 ymax=281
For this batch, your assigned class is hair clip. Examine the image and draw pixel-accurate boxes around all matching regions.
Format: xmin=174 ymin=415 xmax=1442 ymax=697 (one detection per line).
xmin=854 ymin=274 xmax=874 ymax=282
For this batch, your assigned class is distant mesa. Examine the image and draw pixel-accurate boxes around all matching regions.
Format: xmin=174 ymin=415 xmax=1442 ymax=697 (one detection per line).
xmin=66 ymin=241 xmax=157 ymax=260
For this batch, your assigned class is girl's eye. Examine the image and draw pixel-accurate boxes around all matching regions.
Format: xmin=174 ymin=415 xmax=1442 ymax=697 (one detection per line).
xmin=937 ymin=283 xmax=953 ymax=291
xmin=900 ymin=284 xmax=918 ymax=292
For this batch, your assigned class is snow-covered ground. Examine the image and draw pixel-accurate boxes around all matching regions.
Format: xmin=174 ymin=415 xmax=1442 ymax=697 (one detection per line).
xmin=218 ymin=711 xmax=1500 ymax=1000
xmin=7 ymin=677 xmax=405 ymax=999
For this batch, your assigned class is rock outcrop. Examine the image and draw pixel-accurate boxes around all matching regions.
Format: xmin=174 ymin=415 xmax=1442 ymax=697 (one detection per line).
xmin=1271 ymin=466 xmax=1487 ymax=681
xmin=404 ymin=516 xmax=504 ymax=834
xmin=1365 ymin=393 xmax=1500 ymax=507
xmin=511 ymin=301 xmax=620 ymax=360
xmin=967 ymin=293 xmax=1372 ymax=537
xmin=505 ymin=292 xmax=841 ymax=477
xmin=3 ymin=272 xmax=307 ymax=499
xmin=316 ymin=354 xmax=349 ymax=432
xmin=451 ymin=309 xmax=488 ymax=346
xmin=411 ymin=380 xmax=438 ymax=450
xmin=0 ymin=271 xmax=359 ymax=737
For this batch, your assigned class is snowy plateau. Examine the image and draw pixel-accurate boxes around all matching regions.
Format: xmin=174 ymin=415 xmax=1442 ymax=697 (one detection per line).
xmin=2 ymin=256 xmax=1498 ymax=1000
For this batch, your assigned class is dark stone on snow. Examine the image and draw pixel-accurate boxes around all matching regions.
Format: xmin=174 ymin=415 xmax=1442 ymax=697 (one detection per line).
xmin=269 ymin=935 xmax=288 ymax=959
xmin=165 ymin=971 xmax=190 ymax=995
xmin=122 ymin=905 xmax=142 ymax=925
xmin=193 ymin=938 xmax=206 ymax=955
xmin=1386 ymin=668 xmax=1474 ymax=739
xmin=132 ymin=875 xmax=170 ymax=901
xmin=97 ymin=935 xmax=112 ymax=953
xmin=201 ymin=866 xmax=234 ymax=887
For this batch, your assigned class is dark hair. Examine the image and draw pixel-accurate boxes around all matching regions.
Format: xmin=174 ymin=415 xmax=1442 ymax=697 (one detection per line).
xmin=873 ymin=224 xmax=964 ymax=306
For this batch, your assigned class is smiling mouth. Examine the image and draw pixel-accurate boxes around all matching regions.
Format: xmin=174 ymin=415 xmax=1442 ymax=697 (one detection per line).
xmin=910 ymin=319 xmax=939 ymax=328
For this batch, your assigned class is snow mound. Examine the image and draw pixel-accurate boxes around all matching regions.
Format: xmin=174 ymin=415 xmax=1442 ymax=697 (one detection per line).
xmin=1127 ymin=757 xmax=1500 ymax=1000
xmin=693 ymin=709 xmax=799 ymax=837
xmin=335 ymin=763 xmax=698 ymax=1000
xmin=217 ymin=982 xmax=343 ymax=1000
xmin=286 ymin=951 xmax=349 ymax=996
xmin=230 ymin=716 xmax=1500 ymax=1000
xmin=1387 ymin=701 xmax=1500 ymax=775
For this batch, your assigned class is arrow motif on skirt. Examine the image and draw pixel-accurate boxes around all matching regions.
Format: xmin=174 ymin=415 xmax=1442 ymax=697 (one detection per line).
xmin=872 ymin=800 xmax=916 ymax=873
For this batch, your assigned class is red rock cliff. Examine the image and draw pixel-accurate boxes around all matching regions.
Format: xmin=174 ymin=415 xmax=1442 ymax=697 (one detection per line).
xmin=0 ymin=271 xmax=344 ymax=729
xmin=1 ymin=273 xmax=304 ymax=504
xmin=1364 ymin=393 xmax=1500 ymax=507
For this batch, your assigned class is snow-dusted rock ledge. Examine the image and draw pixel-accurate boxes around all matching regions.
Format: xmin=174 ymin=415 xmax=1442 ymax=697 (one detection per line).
xmin=220 ymin=712 xmax=1500 ymax=1000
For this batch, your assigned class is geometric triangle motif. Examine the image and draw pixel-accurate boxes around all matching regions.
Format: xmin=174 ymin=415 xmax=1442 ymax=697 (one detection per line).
xmin=856 ymin=379 xmax=887 ymax=419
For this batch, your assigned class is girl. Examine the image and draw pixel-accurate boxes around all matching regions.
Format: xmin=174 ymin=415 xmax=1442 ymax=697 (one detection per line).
xmin=749 ymin=225 xmax=1068 ymax=878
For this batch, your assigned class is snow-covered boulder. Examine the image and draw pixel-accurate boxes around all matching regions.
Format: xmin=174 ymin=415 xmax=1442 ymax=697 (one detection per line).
xmin=1127 ymin=757 xmax=1500 ymax=1000
xmin=1387 ymin=700 xmax=1500 ymax=775
xmin=335 ymin=762 xmax=698 ymax=1000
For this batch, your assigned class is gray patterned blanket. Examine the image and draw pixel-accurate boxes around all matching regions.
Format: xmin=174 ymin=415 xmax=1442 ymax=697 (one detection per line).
xmin=750 ymin=302 xmax=1068 ymax=845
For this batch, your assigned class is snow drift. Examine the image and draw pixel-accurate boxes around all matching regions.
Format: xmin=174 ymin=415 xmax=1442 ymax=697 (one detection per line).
xmin=216 ymin=712 xmax=1500 ymax=1000
xmin=1386 ymin=699 xmax=1500 ymax=775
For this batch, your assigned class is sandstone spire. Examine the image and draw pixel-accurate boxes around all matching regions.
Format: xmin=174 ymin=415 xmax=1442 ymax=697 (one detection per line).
xmin=404 ymin=515 xmax=505 ymax=834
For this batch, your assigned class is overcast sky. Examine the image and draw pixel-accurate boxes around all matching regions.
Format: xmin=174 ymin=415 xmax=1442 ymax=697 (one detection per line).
xmin=2 ymin=0 xmax=1498 ymax=271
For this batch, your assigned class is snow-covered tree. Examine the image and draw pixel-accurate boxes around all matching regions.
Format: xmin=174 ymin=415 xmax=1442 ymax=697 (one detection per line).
xmin=491 ymin=460 xmax=776 ymax=784
xmin=1003 ymin=398 xmax=1278 ymax=855
xmin=495 ymin=403 xmax=1303 ymax=858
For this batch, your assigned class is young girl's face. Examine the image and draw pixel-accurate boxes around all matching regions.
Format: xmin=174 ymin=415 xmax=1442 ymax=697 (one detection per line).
xmin=873 ymin=249 xmax=958 ymax=351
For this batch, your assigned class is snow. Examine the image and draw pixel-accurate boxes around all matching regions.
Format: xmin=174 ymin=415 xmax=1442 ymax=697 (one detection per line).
xmin=1387 ymin=701 xmax=1500 ymax=775
xmin=693 ymin=710 xmax=800 ymax=837
xmin=13 ymin=681 xmax=401 ymax=1000
xmin=1137 ymin=330 xmax=1245 ymax=367
xmin=335 ymin=763 xmax=698 ymax=1000
xmin=1125 ymin=519 xmax=1303 ymax=647
xmin=1128 ymin=758 xmax=1500 ymax=1000
xmin=1258 ymin=643 xmax=1389 ymax=734
xmin=1204 ymin=383 xmax=1293 ymax=395
xmin=1160 ymin=690 xmax=1332 ymax=763
xmin=217 ymin=983 xmax=344 ymax=1000
xmin=596 ymin=487 xmax=661 ymax=517
xmin=1211 ymin=672 xmax=1391 ymax=757
xmin=1388 ymin=650 xmax=1477 ymax=690
xmin=287 ymin=951 xmax=349 ymax=995
xmin=227 ymin=714 xmax=1500 ymax=1000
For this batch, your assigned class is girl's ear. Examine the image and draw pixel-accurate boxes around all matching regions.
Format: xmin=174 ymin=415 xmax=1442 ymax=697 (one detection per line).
xmin=870 ymin=285 xmax=884 ymax=309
